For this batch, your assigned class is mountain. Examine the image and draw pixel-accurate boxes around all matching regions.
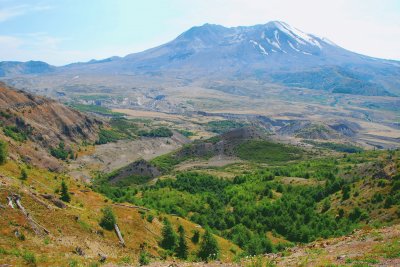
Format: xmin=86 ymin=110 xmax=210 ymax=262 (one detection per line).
xmin=1 ymin=21 xmax=399 ymax=96
xmin=58 ymin=21 xmax=400 ymax=96
xmin=0 ymin=61 xmax=55 ymax=77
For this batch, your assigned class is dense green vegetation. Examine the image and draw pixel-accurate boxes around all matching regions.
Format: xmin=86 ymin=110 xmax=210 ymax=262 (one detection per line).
xmin=236 ymin=140 xmax=303 ymax=162
xmin=109 ymin=118 xmax=138 ymax=137
xmin=50 ymin=142 xmax=74 ymax=160
xmin=197 ymin=229 xmax=220 ymax=260
xmin=93 ymin=145 xmax=400 ymax=257
xmin=96 ymin=128 xmax=126 ymax=144
xmin=160 ymin=218 xmax=178 ymax=251
xmin=95 ymin=120 xmax=174 ymax=144
xmin=3 ymin=125 xmax=28 ymax=142
xmin=176 ymin=129 xmax=195 ymax=137
xmin=205 ymin=120 xmax=246 ymax=134
xmin=139 ymin=127 xmax=173 ymax=138
xmin=176 ymin=225 xmax=188 ymax=259
xmin=137 ymin=171 xmax=358 ymax=247
xmin=0 ymin=110 xmax=12 ymax=119
xmin=96 ymin=118 xmax=141 ymax=144
xmin=150 ymin=152 xmax=187 ymax=173
xmin=305 ymin=140 xmax=363 ymax=153
xmin=0 ymin=139 xmax=7 ymax=165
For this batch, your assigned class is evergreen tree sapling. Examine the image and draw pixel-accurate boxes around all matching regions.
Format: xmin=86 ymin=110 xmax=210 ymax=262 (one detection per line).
xmin=99 ymin=206 xmax=116 ymax=230
xmin=197 ymin=229 xmax=219 ymax=261
xmin=0 ymin=140 xmax=7 ymax=165
xmin=191 ymin=230 xmax=200 ymax=244
xmin=176 ymin=225 xmax=188 ymax=259
xmin=60 ymin=180 xmax=71 ymax=202
xmin=20 ymin=168 xmax=28 ymax=180
xmin=160 ymin=218 xmax=177 ymax=251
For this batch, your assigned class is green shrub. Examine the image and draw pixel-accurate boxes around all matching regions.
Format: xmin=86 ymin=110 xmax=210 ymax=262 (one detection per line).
xmin=139 ymin=251 xmax=150 ymax=266
xmin=22 ymin=251 xmax=36 ymax=265
xmin=197 ymin=229 xmax=219 ymax=260
xmin=205 ymin=120 xmax=246 ymax=134
xmin=0 ymin=139 xmax=7 ymax=165
xmin=50 ymin=142 xmax=71 ymax=160
xmin=139 ymin=127 xmax=173 ymax=138
xmin=60 ymin=180 xmax=71 ymax=203
xmin=96 ymin=128 xmax=125 ymax=144
xmin=3 ymin=125 xmax=28 ymax=142
xmin=191 ymin=230 xmax=200 ymax=244
xmin=99 ymin=206 xmax=116 ymax=230
xmin=20 ymin=169 xmax=28 ymax=180
xmin=146 ymin=214 xmax=154 ymax=223
xmin=235 ymin=140 xmax=303 ymax=162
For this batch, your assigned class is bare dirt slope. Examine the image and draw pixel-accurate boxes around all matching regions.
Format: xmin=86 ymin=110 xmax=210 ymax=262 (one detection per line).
xmin=0 ymin=82 xmax=101 ymax=147
xmin=68 ymin=134 xmax=189 ymax=181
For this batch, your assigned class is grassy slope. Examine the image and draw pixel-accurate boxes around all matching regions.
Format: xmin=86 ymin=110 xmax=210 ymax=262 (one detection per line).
xmin=0 ymin=159 xmax=239 ymax=266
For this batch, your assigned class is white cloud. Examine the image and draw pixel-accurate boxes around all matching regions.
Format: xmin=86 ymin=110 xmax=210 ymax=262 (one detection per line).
xmin=0 ymin=33 xmax=145 ymax=65
xmin=0 ymin=3 xmax=52 ymax=22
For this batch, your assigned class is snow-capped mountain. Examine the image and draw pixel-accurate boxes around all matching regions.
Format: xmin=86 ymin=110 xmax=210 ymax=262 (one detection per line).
xmin=114 ymin=21 xmax=395 ymax=71
xmin=2 ymin=21 xmax=400 ymax=96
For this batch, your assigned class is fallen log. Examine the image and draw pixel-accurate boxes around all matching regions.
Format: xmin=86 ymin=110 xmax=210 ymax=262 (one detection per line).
xmin=40 ymin=194 xmax=65 ymax=208
xmin=13 ymin=194 xmax=50 ymax=236
xmin=7 ymin=196 xmax=14 ymax=209
xmin=144 ymin=225 xmax=161 ymax=238
xmin=114 ymin=223 xmax=125 ymax=247
xmin=27 ymin=191 xmax=53 ymax=210
xmin=112 ymin=203 xmax=150 ymax=211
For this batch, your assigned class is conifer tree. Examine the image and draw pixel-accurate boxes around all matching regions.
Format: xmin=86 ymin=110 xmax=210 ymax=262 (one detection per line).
xmin=197 ymin=229 xmax=219 ymax=261
xmin=60 ymin=180 xmax=71 ymax=203
xmin=99 ymin=206 xmax=116 ymax=230
xmin=176 ymin=225 xmax=188 ymax=259
xmin=160 ymin=218 xmax=177 ymax=250
xmin=0 ymin=140 xmax=7 ymax=165
xmin=20 ymin=168 xmax=28 ymax=180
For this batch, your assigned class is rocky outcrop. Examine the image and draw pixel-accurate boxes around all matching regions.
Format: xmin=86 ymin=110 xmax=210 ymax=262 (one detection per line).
xmin=108 ymin=159 xmax=161 ymax=184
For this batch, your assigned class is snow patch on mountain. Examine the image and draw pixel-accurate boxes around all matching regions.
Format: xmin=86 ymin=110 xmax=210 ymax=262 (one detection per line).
xmin=288 ymin=41 xmax=300 ymax=52
xmin=273 ymin=21 xmax=322 ymax=49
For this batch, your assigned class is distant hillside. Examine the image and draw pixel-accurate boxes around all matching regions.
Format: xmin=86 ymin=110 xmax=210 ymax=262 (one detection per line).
xmin=0 ymin=82 xmax=101 ymax=146
xmin=0 ymin=82 xmax=102 ymax=169
xmin=0 ymin=61 xmax=55 ymax=77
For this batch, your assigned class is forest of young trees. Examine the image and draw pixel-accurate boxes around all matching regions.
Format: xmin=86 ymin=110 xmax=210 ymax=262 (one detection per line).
xmin=92 ymin=149 xmax=400 ymax=256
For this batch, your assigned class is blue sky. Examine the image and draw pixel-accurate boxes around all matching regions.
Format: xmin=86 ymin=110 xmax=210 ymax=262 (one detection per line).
xmin=0 ymin=0 xmax=399 ymax=65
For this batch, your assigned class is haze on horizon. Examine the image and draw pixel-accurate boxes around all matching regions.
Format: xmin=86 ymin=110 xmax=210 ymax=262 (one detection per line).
xmin=0 ymin=0 xmax=399 ymax=65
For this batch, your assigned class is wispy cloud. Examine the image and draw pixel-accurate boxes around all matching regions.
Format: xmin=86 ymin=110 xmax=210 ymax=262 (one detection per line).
xmin=0 ymin=3 xmax=53 ymax=22
xmin=0 ymin=32 xmax=136 ymax=66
